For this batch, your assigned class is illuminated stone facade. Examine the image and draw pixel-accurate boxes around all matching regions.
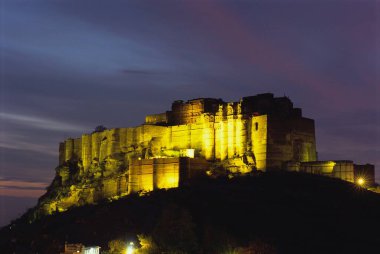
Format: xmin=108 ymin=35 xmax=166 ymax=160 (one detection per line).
xmin=60 ymin=93 xmax=317 ymax=171
xmin=286 ymin=160 xmax=355 ymax=182
xmin=38 ymin=93 xmax=375 ymax=215
xmin=128 ymin=157 xmax=209 ymax=194
xmin=285 ymin=161 xmax=376 ymax=186
xmin=38 ymin=93 xmax=321 ymax=214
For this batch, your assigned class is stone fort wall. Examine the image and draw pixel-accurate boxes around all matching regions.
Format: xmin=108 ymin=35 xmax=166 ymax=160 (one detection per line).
xmin=39 ymin=93 xmax=376 ymax=215
xmin=59 ymin=94 xmax=317 ymax=172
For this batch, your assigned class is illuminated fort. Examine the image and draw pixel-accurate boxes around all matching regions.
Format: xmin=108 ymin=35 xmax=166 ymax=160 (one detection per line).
xmin=38 ymin=93 xmax=375 ymax=214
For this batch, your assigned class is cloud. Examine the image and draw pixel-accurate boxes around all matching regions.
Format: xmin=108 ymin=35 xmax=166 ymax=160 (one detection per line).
xmin=0 ymin=131 xmax=58 ymax=156
xmin=121 ymin=69 xmax=158 ymax=75
xmin=0 ymin=179 xmax=48 ymax=198
xmin=0 ymin=179 xmax=48 ymax=189
xmin=0 ymin=188 xmax=46 ymax=198
xmin=0 ymin=112 xmax=87 ymax=132
xmin=0 ymin=140 xmax=57 ymax=156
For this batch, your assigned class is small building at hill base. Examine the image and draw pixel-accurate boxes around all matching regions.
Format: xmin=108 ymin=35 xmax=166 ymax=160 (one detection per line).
xmin=60 ymin=243 xmax=100 ymax=254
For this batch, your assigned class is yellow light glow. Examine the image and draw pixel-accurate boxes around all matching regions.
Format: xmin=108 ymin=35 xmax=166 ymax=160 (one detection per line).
xmin=202 ymin=125 xmax=213 ymax=159
xmin=220 ymin=121 xmax=226 ymax=160
xmin=227 ymin=119 xmax=234 ymax=158
xmin=158 ymin=173 xmax=179 ymax=189
xmin=167 ymin=175 xmax=178 ymax=186
xmin=235 ymin=117 xmax=246 ymax=156
xmin=236 ymin=118 xmax=242 ymax=156
xmin=126 ymin=242 xmax=134 ymax=254
xmin=357 ymin=178 xmax=365 ymax=186
xmin=180 ymin=149 xmax=194 ymax=158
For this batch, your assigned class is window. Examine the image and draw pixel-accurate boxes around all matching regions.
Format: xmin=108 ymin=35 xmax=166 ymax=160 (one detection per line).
xmin=255 ymin=122 xmax=259 ymax=131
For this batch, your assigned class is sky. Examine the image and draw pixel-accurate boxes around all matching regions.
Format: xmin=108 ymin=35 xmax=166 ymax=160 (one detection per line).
xmin=0 ymin=0 xmax=379 ymax=227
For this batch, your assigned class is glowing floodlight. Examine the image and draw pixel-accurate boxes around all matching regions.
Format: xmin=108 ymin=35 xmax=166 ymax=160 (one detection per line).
xmin=357 ymin=177 xmax=365 ymax=186
xmin=126 ymin=242 xmax=134 ymax=254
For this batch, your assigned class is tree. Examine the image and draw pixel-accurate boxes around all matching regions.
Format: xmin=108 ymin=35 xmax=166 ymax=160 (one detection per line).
xmin=94 ymin=125 xmax=107 ymax=133
xmin=108 ymin=239 xmax=126 ymax=254
xmin=135 ymin=234 xmax=159 ymax=254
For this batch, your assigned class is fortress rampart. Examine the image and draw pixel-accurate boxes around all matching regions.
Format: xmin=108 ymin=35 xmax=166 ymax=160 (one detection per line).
xmin=37 ymin=93 xmax=374 ymax=215
xmin=59 ymin=93 xmax=317 ymax=172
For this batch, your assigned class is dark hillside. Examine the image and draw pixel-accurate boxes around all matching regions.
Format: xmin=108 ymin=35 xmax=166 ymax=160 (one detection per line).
xmin=1 ymin=172 xmax=379 ymax=254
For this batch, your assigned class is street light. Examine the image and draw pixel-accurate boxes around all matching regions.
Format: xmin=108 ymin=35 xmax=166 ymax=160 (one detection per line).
xmin=126 ymin=242 xmax=134 ymax=254
xmin=357 ymin=177 xmax=365 ymax=186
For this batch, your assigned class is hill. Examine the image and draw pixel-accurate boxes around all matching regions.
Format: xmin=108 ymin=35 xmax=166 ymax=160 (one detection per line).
xmin=1 ymin=171 xmax=379 ymax=254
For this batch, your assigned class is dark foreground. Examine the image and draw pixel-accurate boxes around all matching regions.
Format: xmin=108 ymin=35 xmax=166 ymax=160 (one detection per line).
xmin=1 ymin=171 xmax=379 ymax=254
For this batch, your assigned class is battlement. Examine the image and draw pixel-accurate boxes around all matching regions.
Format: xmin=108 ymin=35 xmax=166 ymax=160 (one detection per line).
xmin=146 ymin=93 xmax=303 ymax=125
xmin=38 ymin=93 xmax=374 ymax=215
xmin=60 ymin=94 xmax=317 ymax=172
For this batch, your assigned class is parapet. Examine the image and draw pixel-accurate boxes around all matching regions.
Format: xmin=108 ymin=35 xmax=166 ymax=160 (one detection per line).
xmin=145 ymin=112 xmax=169 ymax=125
xmin=284 ymin=160 xmax=376 ymax=185
xmin=170 ymin=98 xmax=224 ymax=125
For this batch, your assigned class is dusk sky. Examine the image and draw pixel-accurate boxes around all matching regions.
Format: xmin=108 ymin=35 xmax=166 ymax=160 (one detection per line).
xmin=0 ymin=0 xmax=378 ymax=226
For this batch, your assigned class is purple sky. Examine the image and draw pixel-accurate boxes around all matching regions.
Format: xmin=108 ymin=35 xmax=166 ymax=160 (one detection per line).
xmin=0 ymin=0 xmax=379 ymax=227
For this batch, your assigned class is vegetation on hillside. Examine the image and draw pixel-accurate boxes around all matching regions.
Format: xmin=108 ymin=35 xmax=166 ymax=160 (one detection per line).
xmin=1 ymin=172 xmax=379 ymax=254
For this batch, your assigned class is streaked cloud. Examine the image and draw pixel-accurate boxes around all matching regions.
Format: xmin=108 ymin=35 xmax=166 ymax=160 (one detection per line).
xmin=0 ymin=131 xmax=58 ymax=156
xmin=0 ymin=112 xmax=87 ymax=132
xmin=0 ymin=188 xmax=46 ymax=198
xmin=0 ymin=128 xmax=59 ymax=156
xmin=0 ymin=179 xmax=48 ymax=198
xmin=0 ymin=179 xmax=47 ymax=189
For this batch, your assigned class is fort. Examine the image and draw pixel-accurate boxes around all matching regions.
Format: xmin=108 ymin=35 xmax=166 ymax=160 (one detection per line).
xmin=37 ymin=93 xmax=376 ymax=214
